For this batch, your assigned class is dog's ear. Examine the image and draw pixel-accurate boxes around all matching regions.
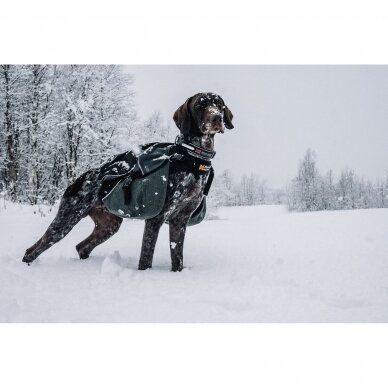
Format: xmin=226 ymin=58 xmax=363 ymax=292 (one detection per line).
xmin=223 ymin=105 xmax=234 ymax=129
xmin=173 ymin=97 xmax=195 ymax=135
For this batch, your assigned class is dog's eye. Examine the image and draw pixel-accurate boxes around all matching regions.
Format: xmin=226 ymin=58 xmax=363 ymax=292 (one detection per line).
xmin=195 ymin=101 xmax=208 ymax=110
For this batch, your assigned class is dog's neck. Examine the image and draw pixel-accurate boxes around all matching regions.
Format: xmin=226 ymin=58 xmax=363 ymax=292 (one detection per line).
xmin=187 ymin=134 xmax=215 ymax=151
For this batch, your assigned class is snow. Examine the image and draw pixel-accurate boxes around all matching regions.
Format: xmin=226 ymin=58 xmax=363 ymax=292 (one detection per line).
xmin=207 ymin=106 xmax=221 ymax=116
xmin=152 ymin=154 xmax=170 ymax=161
xmin=118 ymin=161 xmax=130 ymax=169
xmin=1 ymin=202 xmax=387 ymax=322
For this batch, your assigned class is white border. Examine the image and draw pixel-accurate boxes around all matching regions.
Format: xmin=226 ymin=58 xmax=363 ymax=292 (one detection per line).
xmin=1 ymin=1 xmax=388 ymax=387
xmin=1 ymin=324 xmax=388 ymax=388
xmin=2 ymin=0 xmax=388 ymax=64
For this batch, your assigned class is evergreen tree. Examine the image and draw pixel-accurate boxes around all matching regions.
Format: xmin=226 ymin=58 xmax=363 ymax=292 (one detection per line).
xmin=290 ymin=149 xmax=321 ymax=211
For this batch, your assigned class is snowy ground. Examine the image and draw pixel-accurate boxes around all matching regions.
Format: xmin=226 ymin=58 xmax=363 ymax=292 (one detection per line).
xmin=0 ymin=202 xmax=387 ymax=322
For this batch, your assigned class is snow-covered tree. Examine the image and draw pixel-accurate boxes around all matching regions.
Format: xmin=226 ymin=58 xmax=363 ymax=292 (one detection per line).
xmin=289 ymin=149 xmax=321 ymax=211
xmin=0 ymin=65 xmax=27 ymax=201
xmin=19 ymin=65 xmax=54 ymax=204
xmin=337 ymin=168 xmax=357 ymax=209
xmin=207 ymin=169 xmax=238 ymax=208
xmin=320 ymin=169 xmax=336 ymax=210
xmin=287 ymin=149 xmax=388 ymax=212
xmin=57 ymin=65 xmax=135 ymax=180
xmin=0 ymin=65 xmax=136 ymax=204
xmin=142 ymin=111 xmax=173 ymax=143
xmin=237 ymin=173 xmax=267 ymax=206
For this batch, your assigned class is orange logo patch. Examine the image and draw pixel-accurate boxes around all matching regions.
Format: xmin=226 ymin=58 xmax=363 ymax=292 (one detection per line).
xmin=198 ymin=164 xmax=206 ymax=171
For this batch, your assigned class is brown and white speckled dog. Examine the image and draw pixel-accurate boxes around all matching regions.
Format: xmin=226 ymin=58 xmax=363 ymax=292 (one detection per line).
xmin=22 ymin=93 xmax=234 ymax=271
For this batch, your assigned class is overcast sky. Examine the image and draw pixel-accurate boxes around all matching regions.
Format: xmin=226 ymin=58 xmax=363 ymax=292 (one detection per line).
xmin=125 ymin=65 xmax=388 ymax=187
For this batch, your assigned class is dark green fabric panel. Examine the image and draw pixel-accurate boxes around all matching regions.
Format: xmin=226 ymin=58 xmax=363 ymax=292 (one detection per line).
xmin=187 ymin=197 xmax=207 ymax=226
xmin=103 ymin=162 xmax=170 ymax=219
xmin=102 ymin=162 xmax=207 ymax=226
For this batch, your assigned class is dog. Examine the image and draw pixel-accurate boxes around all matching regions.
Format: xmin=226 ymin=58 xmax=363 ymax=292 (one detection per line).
xmin=22 ymin=93 xmax=234 ymax=271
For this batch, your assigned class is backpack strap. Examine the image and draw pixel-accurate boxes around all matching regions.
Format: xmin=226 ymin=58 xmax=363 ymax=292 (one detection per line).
xmin=203 ymin=166 xmax=214 ymax=196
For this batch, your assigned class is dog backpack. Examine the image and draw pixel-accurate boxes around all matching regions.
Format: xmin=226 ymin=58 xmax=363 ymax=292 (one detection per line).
xmin=100 ymin=143 xmax=208 ymax=226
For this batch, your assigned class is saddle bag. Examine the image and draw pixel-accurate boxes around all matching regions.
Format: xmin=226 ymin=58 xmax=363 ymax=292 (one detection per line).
xmin=102 ymin=160 xmax=207 ymax=226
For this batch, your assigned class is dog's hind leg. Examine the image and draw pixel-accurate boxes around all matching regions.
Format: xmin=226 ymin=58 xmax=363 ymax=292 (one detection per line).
xmin=22 ymin=197 xmax=93 ymax=264
xmin=76 ymin=204 xmax=123 ymax=260
xmin=22 ymin=169 xmax=101 ymax=264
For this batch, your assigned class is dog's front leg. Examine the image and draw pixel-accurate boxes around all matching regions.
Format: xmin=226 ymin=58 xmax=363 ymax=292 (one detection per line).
xmin=169 ymin=215 xmax=191 ymax=272
xmin=138 ymin=215 xmax=164 ymax=270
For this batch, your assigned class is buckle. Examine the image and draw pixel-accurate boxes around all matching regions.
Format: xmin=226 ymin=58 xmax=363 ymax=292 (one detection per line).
xmin=175 ymin=135 xmax=184 ymax=145
xmin=171 ymin=153 xmax=184 ymax=161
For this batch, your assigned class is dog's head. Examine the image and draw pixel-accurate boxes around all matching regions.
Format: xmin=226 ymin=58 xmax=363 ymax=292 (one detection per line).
xmin=173 ymin=93 xmax=234 ymax=137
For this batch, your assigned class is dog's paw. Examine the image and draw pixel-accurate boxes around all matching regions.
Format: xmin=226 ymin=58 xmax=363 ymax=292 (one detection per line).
xmin=138 ymin=262 xmax=152 ymax=270
xmin=75 ymin=245 xmax=90 ymax=260
xmin=22 ymin=256 xmax=35 ymax=265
